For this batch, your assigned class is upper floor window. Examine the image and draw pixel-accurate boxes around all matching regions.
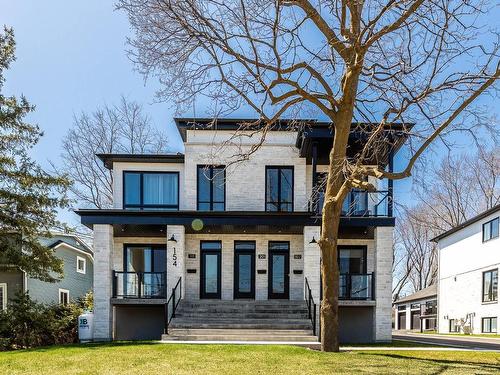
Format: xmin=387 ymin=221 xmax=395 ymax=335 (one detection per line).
xmin=482 ymin=269 xmax=498 ymax=303
xmin=266 ymin=166 xmax=293 ymax=212
xmin=483 ymin=217 xmax=499 ymax=242
xmin=197 ymin=166 xmax=225 ymax=211
xmin=76 ymin=256 xmax=86 ymax=274
xmin=123 ymin=171 xmax=179 ymax=210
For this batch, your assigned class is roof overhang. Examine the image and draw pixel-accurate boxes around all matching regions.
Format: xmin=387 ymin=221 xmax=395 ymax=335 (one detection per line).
xmin=75 ymin=209 xmax=395 ymax=236
xmin=431 ymin=204 xmax=500 ymax=242
xmin=97 ymin=154 xmax=185 ymax=170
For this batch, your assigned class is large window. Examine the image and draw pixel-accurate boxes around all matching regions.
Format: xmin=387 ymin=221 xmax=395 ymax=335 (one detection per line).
xmin=482 ymin=317 xmax=497 ymax=333
xmin=197 ymin=166 xmax=225 ymax=211
xmin=483 ymin=269 xmax=498 ymax=302
xmin=338 ymin=246 xmax=367 ymax=274
xmin=483 ymin=217 xmax=499 ymax=242
xmin=123 ymin=171 xmax=179 ymax=210
xmin=266 ymin=166 xmax=294 ymax=212
xmin=125 ymin=245 xmax=166 ymax=273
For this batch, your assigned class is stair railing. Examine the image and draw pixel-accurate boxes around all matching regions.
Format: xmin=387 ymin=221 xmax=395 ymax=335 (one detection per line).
xmin=164 ymin=277 xmax=182 ymax=335
xmin=304 ymin=277 xmax=317 ymax=336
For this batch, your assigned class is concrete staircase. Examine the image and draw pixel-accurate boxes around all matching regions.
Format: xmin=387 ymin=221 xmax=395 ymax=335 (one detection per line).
xmin=162 ymin=300 xmax=318 ymax=342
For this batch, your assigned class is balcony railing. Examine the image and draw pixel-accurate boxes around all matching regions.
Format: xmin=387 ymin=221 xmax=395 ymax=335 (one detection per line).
xmin=339 ymin=273 xmax=375 ymax=300
xmin=112 ymin=271 xmax=167 ymax=299
xmin=310 ymin=190 xmax=390 ymax=217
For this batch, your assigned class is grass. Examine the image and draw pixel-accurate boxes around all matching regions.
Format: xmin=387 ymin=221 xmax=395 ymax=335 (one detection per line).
xmin=1 ymin=342 xmax=499 ymax=375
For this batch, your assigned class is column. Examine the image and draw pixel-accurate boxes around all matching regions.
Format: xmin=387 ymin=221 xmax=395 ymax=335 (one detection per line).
xmin=167 ymin=225 xmax=185 ymax=298
xmin=374 ymin=226 xmax=393 ymax=341
xmin=93 ymin=224 xmax=113 ymax=341
xmin=303 ymin=226 xmax=321 ymax=302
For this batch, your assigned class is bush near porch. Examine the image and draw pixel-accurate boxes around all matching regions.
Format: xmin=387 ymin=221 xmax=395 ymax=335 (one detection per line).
xmin=0 ymin=343 xmax=499 ymax=375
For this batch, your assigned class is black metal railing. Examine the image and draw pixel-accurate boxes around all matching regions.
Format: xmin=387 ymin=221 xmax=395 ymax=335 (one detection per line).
xmin=310 ymin=190 xmax=390 ymax=217
xmin=339 ymin=273 xmax=375 ymax=300
xmin=164 ymin=277 xmax=182 ymax=334
xmin=304 ymin=277 xmax=317 ymax=336
xmin=112 ymin=271 xmax=167 ymax=298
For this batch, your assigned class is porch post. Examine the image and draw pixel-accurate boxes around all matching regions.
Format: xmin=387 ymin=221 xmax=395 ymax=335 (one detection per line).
xmin=167 ymin=225 xmax=185 ymax=298
xmin=374 ymin=226 xmax=393 ymax=341
xmin=93 ymin=224 xmax=114 ymax=341
xmin=303 ymin=226 xmax=321 ymax=302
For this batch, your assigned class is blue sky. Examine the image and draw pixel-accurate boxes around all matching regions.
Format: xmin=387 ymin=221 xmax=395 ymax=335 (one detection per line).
xmin=1 ymin=1 xmax=498 ymax=227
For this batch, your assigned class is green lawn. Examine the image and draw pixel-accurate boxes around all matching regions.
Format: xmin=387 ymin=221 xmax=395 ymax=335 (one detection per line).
xmin=1 ymin=343 xmax=500 ymax=375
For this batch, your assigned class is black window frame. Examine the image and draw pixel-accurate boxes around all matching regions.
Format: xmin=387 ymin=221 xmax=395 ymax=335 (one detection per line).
xmin=482 ymin=317 xmax=497 ymax=333
xmin=265 ymin=166 xmax=294 ymax=212
xmin=449 ymin=319 xmax=460 ymax=333
xmin=482 ymin=268 xmax=498 ymax=303
xmin=123 ymin=244 xmax=167 ymax=273
xmin=483 ymin=217 xmax=499 ymax=242
xmin=197 ymin=165 xmax=226 ymax=211
xmin=337 ymin=245 xmax=368 ymax=274
xmin=123 ymin=171 xmax=180 ymax=210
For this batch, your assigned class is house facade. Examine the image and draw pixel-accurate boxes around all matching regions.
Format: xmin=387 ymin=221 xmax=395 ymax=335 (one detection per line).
xmin=433 ymin=205 xmax=499 ymax=335
xmin=0 ymin=233 xmax=94 ymax=309
xmin=393 ymin=285 xmax=437 ymax=332
xmin=77 ymin=119 xmax=405 ymax=342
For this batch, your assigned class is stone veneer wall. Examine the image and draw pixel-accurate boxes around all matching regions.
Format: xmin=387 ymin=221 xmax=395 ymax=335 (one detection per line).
xmin=374 ymin=226 xmax=394 ymax=341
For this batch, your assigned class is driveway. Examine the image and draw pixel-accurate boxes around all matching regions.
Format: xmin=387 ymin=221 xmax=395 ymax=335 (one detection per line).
xmin=393 ymin=331 xmax=500 ymax=351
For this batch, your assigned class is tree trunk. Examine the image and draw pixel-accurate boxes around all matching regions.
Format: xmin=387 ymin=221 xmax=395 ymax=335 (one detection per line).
xmin=319 ymin=120 xmax=351 ymax=352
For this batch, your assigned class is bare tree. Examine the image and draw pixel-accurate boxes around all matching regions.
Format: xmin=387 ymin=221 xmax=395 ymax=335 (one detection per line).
xmin=393 ymin=146 xmax=499 ymax=298
xmin=60 ymin=97 xmax=169 ymax=208
xmin=118 ymin=0 xmax=500 ymax=351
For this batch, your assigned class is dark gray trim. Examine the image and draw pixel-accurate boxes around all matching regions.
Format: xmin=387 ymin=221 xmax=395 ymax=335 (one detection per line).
xmin=431 ymin=205 xmax=500 ymax=242
xmin=97 ymin=154 xmax=184 ymax=170
xmin=75 ymin=209 xmax=396 ymax=228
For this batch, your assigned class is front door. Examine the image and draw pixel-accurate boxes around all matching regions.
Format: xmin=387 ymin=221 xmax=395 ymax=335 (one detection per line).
xmin=200 ymin=241 xmax=221 ymax=299
xmin=234 ymin=241 xmax=255 ymax=299
xmin=268 ymin=241 xmax=290 ymax=299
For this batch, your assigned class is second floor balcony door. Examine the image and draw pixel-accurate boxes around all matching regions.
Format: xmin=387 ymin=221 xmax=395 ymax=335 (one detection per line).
xmin=266 ymin=166 xmax=294 ymax=212
xmin=124 ymin=245 xmax=166 ymax=298
xmin=197 ymin=166 xmax=225 ymax=211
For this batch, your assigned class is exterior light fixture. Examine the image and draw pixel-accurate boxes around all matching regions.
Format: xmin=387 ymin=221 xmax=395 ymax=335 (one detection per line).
xmin=168 ymin=234 xmax=177 ymax=243
xmin=309 ymin=236 xmax=317 ymax=244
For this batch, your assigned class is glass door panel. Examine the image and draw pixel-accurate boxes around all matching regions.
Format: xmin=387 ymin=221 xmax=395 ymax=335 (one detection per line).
xmin=268 ymin=242 xmax=289 ymax=299
xmin=234 ymin=241 xmax=255 ymax=299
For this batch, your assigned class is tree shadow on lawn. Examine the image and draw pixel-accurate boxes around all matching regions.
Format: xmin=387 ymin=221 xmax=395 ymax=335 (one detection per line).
xmin=361 ymin=352 xmax=500 ymax=374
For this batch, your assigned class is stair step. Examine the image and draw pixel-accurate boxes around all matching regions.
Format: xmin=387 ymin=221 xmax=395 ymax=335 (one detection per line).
xmin=175 ymin=313 xmax=309 ymax=319
xmin=163 ymin=334 xmax=319 ymax=342
xmin=170 ymin=323 xmax=313 ymax=329
xmin=168 ymin=328 xmax=314 ymax=335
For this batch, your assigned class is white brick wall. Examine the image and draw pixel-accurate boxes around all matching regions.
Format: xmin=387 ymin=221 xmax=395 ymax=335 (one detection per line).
xmin=184 ymin=233 xmax=304 ymax=300
xmin=93 ymin=224 xmax=113 ymax=341
xmin=374 ymin=226 xmax=393 ymax=341
xmin=437 ymin=209 xmax=500 ymax=334
xmin=167 ymin=226 xmax=185 ymax=298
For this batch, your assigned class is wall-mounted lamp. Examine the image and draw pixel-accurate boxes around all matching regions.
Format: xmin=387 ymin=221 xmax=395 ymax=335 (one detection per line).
xmin=168 ymin=234 xmax=177 ymax=243
xmin=309 ymin=236 xmax=317 ymax=244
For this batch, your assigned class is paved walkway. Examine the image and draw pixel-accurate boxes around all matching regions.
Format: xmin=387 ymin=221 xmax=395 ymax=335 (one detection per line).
xmin=393 ymin=331 xmax=500 ymax=351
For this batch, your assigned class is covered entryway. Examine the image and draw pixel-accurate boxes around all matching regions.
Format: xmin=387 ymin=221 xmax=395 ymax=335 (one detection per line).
xmin=411 ymin=310 xmax=421 ymax=330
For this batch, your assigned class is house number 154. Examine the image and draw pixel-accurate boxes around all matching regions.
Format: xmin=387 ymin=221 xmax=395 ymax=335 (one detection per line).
xmin=172 ymin=247 xmax=177 ymax=266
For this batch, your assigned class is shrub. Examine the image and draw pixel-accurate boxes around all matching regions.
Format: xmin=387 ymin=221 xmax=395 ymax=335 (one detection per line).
xmin=0 ymin=292 xmax=85 ymax=351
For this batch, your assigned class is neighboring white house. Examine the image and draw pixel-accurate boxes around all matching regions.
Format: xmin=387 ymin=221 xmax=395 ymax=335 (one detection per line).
xmin=76 ymin=118 xmax=408 ymax=342
xmin=393 ymin=285 xmax=437 ymax=332
xmin=432 ymin=205 xmax=499 ymax=335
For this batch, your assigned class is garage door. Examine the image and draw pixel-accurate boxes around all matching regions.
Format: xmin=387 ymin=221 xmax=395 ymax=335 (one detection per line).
xmin=411 ymin=310 xmax=421 ymax=330
xmin=114 ymin=305 xmax=165 ymax=340
xmin=397 ymin=312 xmax=406 ymax=330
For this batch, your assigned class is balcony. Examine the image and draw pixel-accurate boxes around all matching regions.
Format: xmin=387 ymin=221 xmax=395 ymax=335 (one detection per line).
xmin=339 ymin=273 xmax=375 ymax=300
xmin=112 ymin=271 xmax=167 ymax=299
xmin=310 ymin=190 xmax=390 ymax=217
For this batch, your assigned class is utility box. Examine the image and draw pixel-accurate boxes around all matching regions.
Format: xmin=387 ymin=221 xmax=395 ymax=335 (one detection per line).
xmin=78 ymin=312 xmax=94 ymax=343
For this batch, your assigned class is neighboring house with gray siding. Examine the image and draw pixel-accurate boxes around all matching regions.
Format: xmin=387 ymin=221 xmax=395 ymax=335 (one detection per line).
xmin=77 ymin=118 xmax=408 ymax=343
xmin=0 ymin=233 xmax=93 ymax=309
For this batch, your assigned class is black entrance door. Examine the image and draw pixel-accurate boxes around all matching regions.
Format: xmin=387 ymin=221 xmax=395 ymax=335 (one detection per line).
xmin=234 ymin=241 xmax=256 ymax=299
xmin=200 ymin=241 xmax=222 ymax=299
xmin=268 ymin=242 xmax=290 ymax=299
